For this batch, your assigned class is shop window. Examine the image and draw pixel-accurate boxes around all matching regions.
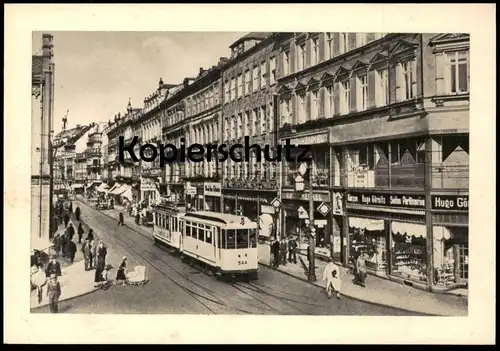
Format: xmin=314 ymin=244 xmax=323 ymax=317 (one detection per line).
xmin=390 ymin=221 xmax=427 ymax=282
xmin=348 ymin=217 xmax=387 ymax=272
xmin=433 ymin=226 xmax=468 ymax=285
xmin=226 ymin=229 xmax=236 ymax=249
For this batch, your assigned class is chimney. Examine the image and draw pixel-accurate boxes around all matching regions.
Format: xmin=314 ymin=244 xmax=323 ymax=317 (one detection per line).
xmin=199 ymin=67 xmax=204 ymax=75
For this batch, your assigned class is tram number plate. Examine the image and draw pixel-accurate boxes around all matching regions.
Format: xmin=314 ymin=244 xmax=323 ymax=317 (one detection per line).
xmin=238 ymin=261 xmax=247 ymax=265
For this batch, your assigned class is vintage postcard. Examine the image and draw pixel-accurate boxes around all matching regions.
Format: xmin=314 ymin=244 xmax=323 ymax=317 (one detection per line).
xmin=4 ymin=4 xmax=496 ymax=345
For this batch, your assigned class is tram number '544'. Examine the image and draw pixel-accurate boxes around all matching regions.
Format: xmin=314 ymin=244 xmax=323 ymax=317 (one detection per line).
xmin=238 ymin=261 xmax=247 ymax=265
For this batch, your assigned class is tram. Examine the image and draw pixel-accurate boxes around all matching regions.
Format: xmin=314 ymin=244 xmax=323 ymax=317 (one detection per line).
xmin=152 ymin=201 xmax=186 ymax=251
xmin=180 ymin=211 xmax=259 ymax=280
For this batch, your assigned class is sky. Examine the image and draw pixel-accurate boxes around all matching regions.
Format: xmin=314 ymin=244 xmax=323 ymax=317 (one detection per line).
xmin=32 ymin=31 xmax=244 ymax=133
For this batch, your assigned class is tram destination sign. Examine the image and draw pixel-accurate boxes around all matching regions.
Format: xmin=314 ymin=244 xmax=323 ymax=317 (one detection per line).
xmin=346 ymin=192 xmax=426 ymax=209
xmin=431 ymin=195 xmax=468 ymax=211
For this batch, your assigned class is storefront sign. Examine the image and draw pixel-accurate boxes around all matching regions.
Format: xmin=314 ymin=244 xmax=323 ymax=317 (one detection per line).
xmin=204 ymin=182 xmax=221 ymax=197
xmin=431 ymin=195 xmax=468 ymax=211
xmin=289 ymin=132 xmax=329 ymax=146
xmin=346 ymin=192 xmax=426 ymax=209
xmin=281 ymin=191 xmax=330 ymax=203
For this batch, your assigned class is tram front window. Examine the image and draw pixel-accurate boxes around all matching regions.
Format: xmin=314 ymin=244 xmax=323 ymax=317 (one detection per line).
xmin=249 ymin=229 xmax=257 ymax=248
xmin=226 ymin=230 xmax=236 ymax=249
xmin=236 ymin=229 xmax=249 ymax=249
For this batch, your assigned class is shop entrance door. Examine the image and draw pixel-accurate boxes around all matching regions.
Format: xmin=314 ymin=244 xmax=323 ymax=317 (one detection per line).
xmin=458 ymin=245 xmax=468 ymax=282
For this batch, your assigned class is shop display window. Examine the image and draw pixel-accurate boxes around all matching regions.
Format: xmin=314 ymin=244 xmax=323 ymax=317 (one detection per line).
xmin=348 ymin=217 xmax=387 ymax=272
xmin=433 ymin=226 xmax=468 ymax=286
xmin=390 ymin=222 xmax=427 ymax=282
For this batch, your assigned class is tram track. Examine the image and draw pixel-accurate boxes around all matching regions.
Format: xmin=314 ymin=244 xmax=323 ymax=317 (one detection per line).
xmin=78 ymin=201 xmax=280 ymax=314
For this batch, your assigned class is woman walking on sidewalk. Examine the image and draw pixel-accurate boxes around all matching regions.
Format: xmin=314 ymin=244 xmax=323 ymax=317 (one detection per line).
xmin=323 ymin=258 xmax=342 ymax=299
xmin=115 ymin=256 xmax=128 ymax=285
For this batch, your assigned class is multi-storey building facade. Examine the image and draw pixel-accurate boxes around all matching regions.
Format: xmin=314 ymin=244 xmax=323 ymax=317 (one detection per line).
xmin=139 ymin=80 xmax=176 ymax=205
xmin=84 ymin=122 xmax=107 ymax=194
xmin=276 ymin=32 xmax=469 ymax=292
xmin=183 ymin=65 xmax=224 ymax=212
xmin=220 ymin=33 xmax=279 ymax=226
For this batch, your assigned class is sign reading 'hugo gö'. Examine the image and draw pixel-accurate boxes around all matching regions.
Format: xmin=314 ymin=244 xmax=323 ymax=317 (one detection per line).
xmin=346 ymin=192 xmax=426 ymax=209
xmin=431 ymin=195 xmax=468 ymax=211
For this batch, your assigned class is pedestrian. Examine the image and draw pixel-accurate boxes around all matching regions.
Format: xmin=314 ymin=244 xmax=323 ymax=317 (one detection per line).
xmin=31 ymin=261 xmax=47 ymax=304
xmin=87 ymin=228 xmax=94 ymax=242
xmin=280 ymin=237 xmax=288 ymax=266
xmin=66 ymin=222 xmax=75 ymax=241
xmin=115 ymin=256 xmax=128 ymax=285
xmin=46 ymin=274 xmax=62 ymax=313
xmin=75 ymin=206 xmax=81 ymax=221
xmin=94 ymin=242 xmax=107 ymax=287
xmin=269 ymin=238 xmax=275 ymax=266
xmin=53 ymin=234 xmax=62 ymax=257
xmin=45 ymin=255 xmax=62 ymax=277
xmin=68 ymin=202 xmax=73 ymax=214
xmin=288 ymin=236 xmax=298 ymax=264
xmin=323 ymin=258 xmax=342 ymax=299
xmin=355 ymin=254 xmax=367 ymax=287
xmin=118 ymin=212 xmax=124 ymax=226
xmin=89 ymin=239 xmax=97 ymax=269
xmin=68 ymin=240 xmax=77 ymax=263
xmin=77 ymin=222 xmax=84 ymax=244
xmin=82 ymin=239 xmax=91 ymax=271
xmin=271 ymin=237 xmax=280 ymax=267
xmin=63 ymin=212 xmax=70 ymax=228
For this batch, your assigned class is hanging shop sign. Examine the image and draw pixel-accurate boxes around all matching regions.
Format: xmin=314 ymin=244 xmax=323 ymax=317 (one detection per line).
xmin=346 ymin=192 xmax=426 ymax=209
xmin=289 ymin=132 xmax=329 ymax=146
xmin=431 ymin=195 xmax=468 ymax=211
xmin=204 ymin=182 xmax=221 ymax=197
xmin=297 ymin=206 xmax=309 ymax=219
xmin=281 ymin=191 xmax=330 ymax=203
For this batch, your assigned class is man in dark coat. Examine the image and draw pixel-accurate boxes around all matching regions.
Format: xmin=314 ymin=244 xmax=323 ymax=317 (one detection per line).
xmin=82 ymin=239 xmax=91 ymax=271
xmin=68 ymin=202 xmax=73 ymax=214
xmin=75 ymin=206 xmax=81 ymax=221
xmin=68 ymin=240 xmax=77 ymax=263
xmin=63 ymin=212 xmax=70 ymax=228
xmin=117 ymin=212 xmax=124 ymax=226
xmin=77 ymin=222 xmax=85 ymax=244
xmin=271 ymin=238 xmax=280 ymax=267
xmin=47 ymin=274 xmax=62 ymax=313
xmin=45 ymin=255 xmax=62 ymax=277
xmin=288 ymin=236 xmax=298 ymax=264
xmin=65 ymin=223 xmax=75 ymax=254
xmin=280 ymin=238 xmax=288 ymax=266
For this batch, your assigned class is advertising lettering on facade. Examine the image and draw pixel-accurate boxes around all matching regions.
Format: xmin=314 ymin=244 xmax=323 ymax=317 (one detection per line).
xmin=346 ymin=192 xmax=426 ymax=209
xmin=204 ymin=182 xmax=221 ymax=197
xmin=281 ymin=191 xmax=329 ymax=203
xmin=431 ymin=195 xmax=468 ymax=211
xmin=290 ymin=132 xmax=329 ymax=146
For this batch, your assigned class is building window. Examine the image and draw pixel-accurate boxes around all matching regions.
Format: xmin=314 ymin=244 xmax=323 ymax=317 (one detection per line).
xmin=260 ymin=62 xmax=266 ymax=89
xmin=244 ymin=70 xmax=251 ymax=95
xmin=269 ymin=57 xmax=276 ymax=85
xmin=446 ymin=51 xmax=469 ymax=94
xmin=224 ymin=81 xmax=229 ymax=102
xmin=297 ymin=43 xmax=306 ymax=71
xmin=260 ymin=106 xmax=266 ymax=134
xmin=340 ymin=33 xmax=348 ymax=54
xmin=283 ymin=50 xmax=291 ymax=76
xmin=311 ymin=90 xmax=319 ymax=120
xmin=357 ymin=33 xmax=367 ymax=47
xmin=237 ymin=113 xmax=243 ymax=139
xmin=341 ymin=80 xmax=351 ymax=114
xmin=376 ymin=69 xmax=388 ymax=107
xmin=358 ymin=75 xmax=368 ymax=111
xmin=402 ymin=60 xmax=417 ymax=100
xmin=252 ymin=66 xmax=259 ymax=92
xmin=326 ymin=33 xmax=334 ymax=59
xmin=297 ymin=94 xmax=306 ymax=124
xmin=326 ymin=85 xmax=335 ymax=117
xmin=281 ymin=99 xmax=291 ymax=125
xmin=237 ymin=74 xmax=243 ymax=98
xmin=252 ymin=109 xmax=258 ymax=136
xmin=311 ymin=37 xmax=319 ymax=66
xmin=230 ymin=78 xmax=236 ymax=101
xmin=244 ymin=111 xmax=250 ymax=135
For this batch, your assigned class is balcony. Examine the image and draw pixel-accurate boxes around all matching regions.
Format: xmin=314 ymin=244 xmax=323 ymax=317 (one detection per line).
xmin=183 ymin=174 xmax=220 ymax=184
xmin=75 ymin=153 xmax=86 ymax=161
xmin=85 ymin=149 xmax=102 ymax=158
xmin=87 ymin=134 xmax=102 ymax=144
xmin=223 ymin=178 xmax=277 ymax=191
xmin=283 ymin=171 xmax=329 ymax=188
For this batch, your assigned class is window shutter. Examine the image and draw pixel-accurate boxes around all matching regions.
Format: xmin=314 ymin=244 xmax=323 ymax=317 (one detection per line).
xmin=348 ymin=33 xmax=357 ymax=51
xmin=319 ymin=33 xmax=325 ymax=62
xmin=389 ymin=64 xmax=397 ymax=103
xmin=306 ymin=92 xmax=311 ymax=121
xmin=290 ymin=43 xmax=296 ymax=74
xmin=350 ymin=77 xmax=357 ymax=113
xmin=319 ymin=87 xmax=325 ymax=118
xmin=333 ymin=83 xmax=341 ymax=116
xmin=333 ymin=33 xmax=340 ymax=57
xmin=435 ymin=53 xmax=445 ymax=95
xmin=368 ymin=70 xmax=376 ymax=108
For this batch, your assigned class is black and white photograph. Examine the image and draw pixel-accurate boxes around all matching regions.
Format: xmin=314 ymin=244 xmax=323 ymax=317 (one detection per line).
xmin=5 ymin=4 xmax=496 ymax=345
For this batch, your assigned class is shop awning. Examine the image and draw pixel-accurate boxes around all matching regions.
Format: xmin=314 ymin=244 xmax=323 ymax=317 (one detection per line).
xmin=391 ymin=221 xmax=426 ymax=238
xmin=433 ymin=226 xmax=452 ymax=240
xmin=32 ymin=237 xmax=54 ymax=254
xmin=96 ymin=183 xmax=109 ymax=193
xmin=348 ymin=217 xmax=384 ymax=231
xmin=71 ymin=183 xmax=84 ymax=189
xmin=120 ymin=185 xmax=133 ymax=200
xmin=259 ymin=214 xmax=273 ymax=237
xmin=109 ymin=184 xmax=124 ymax=195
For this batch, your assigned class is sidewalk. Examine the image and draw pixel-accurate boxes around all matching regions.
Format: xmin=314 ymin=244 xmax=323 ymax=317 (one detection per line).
xmin=84 ymin=198 xmax=468 ymax=316
xmin=257 ymin=243 xmax=468 ymax=316
xmin=30 ymin=216 xmax=98 ymax=309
